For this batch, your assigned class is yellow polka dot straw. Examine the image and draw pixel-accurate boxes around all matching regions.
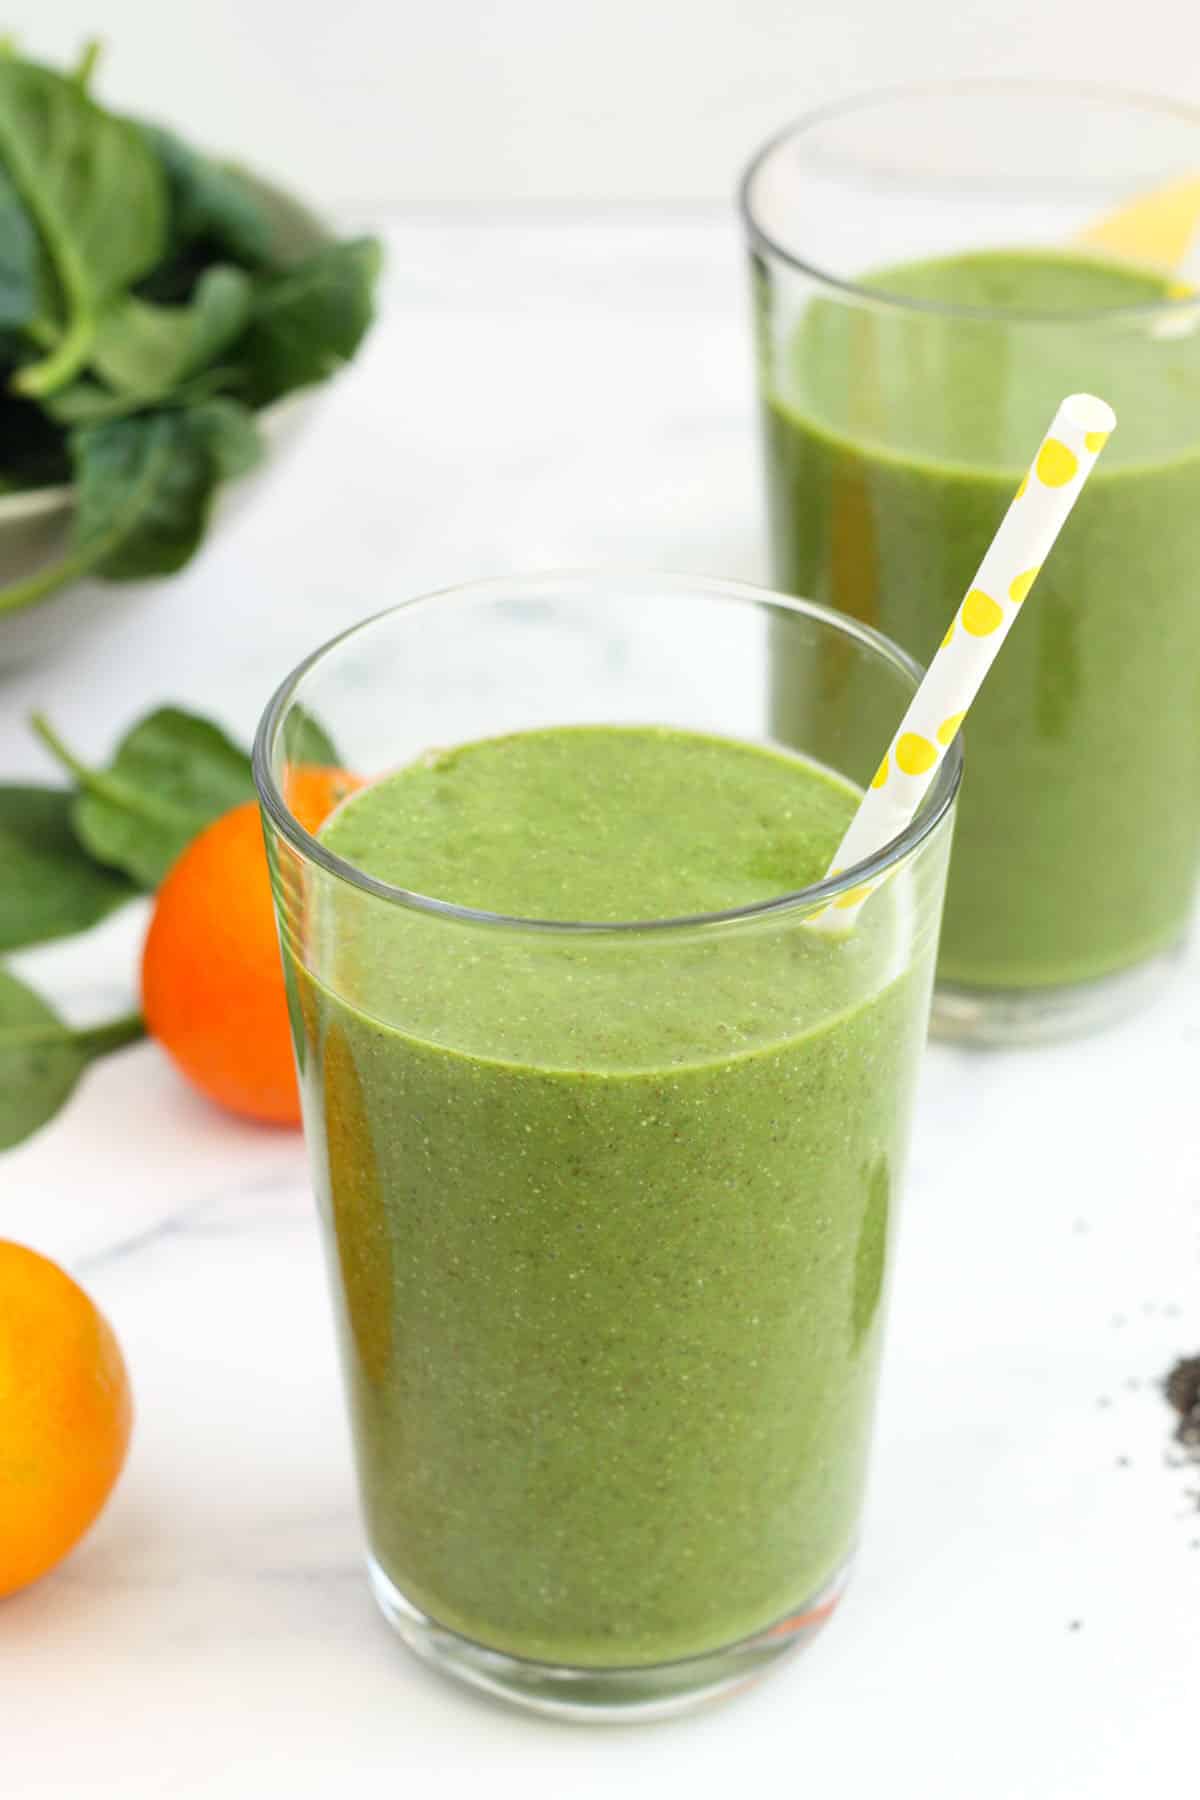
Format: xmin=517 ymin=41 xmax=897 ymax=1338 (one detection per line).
xmin=812 ymin=392 xmax=1116 ymax=933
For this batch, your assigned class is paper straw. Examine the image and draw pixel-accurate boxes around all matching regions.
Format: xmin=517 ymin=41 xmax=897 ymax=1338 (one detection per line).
xmin=811 ymin=392 xmax=1116 ymax=933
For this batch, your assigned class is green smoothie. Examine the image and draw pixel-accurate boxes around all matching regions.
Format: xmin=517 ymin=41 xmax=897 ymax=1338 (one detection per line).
xmin=290 ymin=724 xmax=940 ymax=1668
xmin=763 ymin=248 xmax=1200 ymax=990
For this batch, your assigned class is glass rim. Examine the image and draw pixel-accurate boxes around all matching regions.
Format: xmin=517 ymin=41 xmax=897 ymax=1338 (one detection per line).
xmin=252 ymin=569 xmax=962 ymax=936
xmin=739 ymin=77 xmax=1200 ymax=327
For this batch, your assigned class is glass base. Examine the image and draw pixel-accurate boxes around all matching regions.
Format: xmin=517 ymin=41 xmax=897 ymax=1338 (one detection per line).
xmin=367 ymin=1553 xmax=852 ymax=1722
xmin=931 ymin=941 xmax=1182 ymax=1047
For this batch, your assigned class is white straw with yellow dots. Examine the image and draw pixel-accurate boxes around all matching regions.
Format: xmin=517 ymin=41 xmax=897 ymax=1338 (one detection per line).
xmin=811 ymin=392 xmax=1116 ymax=932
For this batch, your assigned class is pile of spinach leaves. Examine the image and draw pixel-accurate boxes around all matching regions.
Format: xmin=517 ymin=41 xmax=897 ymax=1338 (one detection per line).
xmin=0 ymin=43 xmax=381 ymax=614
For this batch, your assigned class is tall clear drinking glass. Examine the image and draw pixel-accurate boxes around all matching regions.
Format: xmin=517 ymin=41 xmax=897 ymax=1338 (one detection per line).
xmin=253 ymin=572 xmax=959 ymax=1720
xmin=742 ymin=84 xmax=1200 ymax=1043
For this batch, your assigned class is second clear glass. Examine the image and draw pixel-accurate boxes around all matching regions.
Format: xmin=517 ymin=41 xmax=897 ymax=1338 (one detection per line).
xmin=742 ymin=83 xmax=1200 ymax=1042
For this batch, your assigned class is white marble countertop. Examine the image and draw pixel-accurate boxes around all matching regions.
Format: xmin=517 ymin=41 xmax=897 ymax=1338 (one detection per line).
xmin=2 ymin=218 xmax=1197 ymax=1799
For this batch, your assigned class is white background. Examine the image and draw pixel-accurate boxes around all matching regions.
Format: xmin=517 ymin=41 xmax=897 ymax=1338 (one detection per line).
xmin=3 ymin=7 xmax=1200 ymax=1795
xmin=14 ymin=0 xmax=1200 ymax=209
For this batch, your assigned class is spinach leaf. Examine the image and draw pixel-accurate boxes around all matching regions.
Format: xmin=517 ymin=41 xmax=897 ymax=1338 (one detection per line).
xmin=0 ymin=784 xmax=136 ymax=951
xmin=32 ymin=705 xmax=256 ymax=888
xmin=283 ymin=706 xmax=342 ymax=767
xmin=0 ymin=967 xmax=143 ymax=1151
xmin=46 ymin=273 xmax=253 ymax=423
xmin=42 ymin=363 xmax=237 ymax=427
xmin=183 ymin=396 xmax=261 ymax=482
xmin=73 ymin=401 xmax=261 ymax=571
xmin=71 ymin=402 xmax=260 ymax=579
xmin=71 ymin=39 xmax=102 ymax=95
xmin=0 ymin=55 xmax=167 ymax=396
xmin=70 ymin=410 xmax=221 ymax=579
xmin=0 ymin=161 xmax=36 ymax=328
xmin=0 ymin=399 xmax=263 ymax=612
xmin=26 ymin=701 xmax=342 ymax=893
xmin=236 ymin=237 xmax=381 ymax=407
xmin=88 ymin=265 xmax=254 ymax=398
xmin=141 ymin=123 xmax=274 ymax=269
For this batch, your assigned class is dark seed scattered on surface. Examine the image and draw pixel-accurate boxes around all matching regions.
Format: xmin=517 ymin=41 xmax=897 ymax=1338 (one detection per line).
xmin=1165 ymin=1355 xmax=1200 ymax=1459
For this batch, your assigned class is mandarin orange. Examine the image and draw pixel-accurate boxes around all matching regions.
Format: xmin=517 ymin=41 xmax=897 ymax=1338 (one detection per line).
xmin=0 ymin=1241 xmax=133 ymax=1597
xmin=141 ymin=769 xmax=360 ymax=1124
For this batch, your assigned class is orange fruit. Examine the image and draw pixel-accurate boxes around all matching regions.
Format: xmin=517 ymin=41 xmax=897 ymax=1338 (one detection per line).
xmin=142 ymin=800 xmax=298 ymax=1124
xmin=141 ymin=771 xmax=360 ymax=1126
xmin=285 ymin=765 xmax=364 ymax=836
xmin=0 ymin=1241 xmax=133 ymax=1597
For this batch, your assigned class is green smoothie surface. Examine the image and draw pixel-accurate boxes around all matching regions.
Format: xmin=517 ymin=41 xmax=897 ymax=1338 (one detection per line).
xmin=318 ymin=724 xmax=904 ymax=1075
xmin=795 ymin=247 xmax=1199 ymax=469
xmin=324 ymin=723 xmax=855 ymax=920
